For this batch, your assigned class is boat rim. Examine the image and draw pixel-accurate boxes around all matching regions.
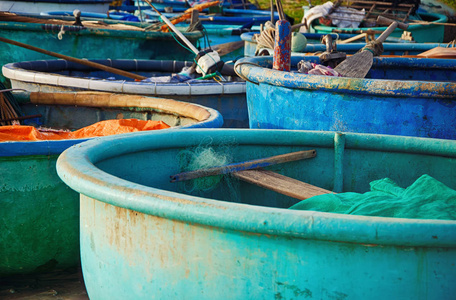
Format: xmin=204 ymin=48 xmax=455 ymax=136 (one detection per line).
xmin=56 ymin=128 xmax=456 ymax=248
xmin=0 ymin=92 xmax=223 ymax=156
xmin=234 ymin=56 xmax=456 ymax=98
xmin=3 ymin=60 xmax=246 ymax=96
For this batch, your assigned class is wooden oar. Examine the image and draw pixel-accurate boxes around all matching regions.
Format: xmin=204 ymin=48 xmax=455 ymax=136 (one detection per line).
xmin=334 ymin=19 xmax=405 ymax=78
xmin=208 ymin=40 xmax=244 ymax=57
xmin=170 ymin=149 xmax=317 ymax=182
xmin=0 ymin=36 xmax=147 ymax=81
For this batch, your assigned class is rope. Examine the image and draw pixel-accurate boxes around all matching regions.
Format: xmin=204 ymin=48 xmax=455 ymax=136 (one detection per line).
xmin=253 ymin=21 xmax=275 ymax=55
xmin=360 ymin=40 xmax=384 ymax=56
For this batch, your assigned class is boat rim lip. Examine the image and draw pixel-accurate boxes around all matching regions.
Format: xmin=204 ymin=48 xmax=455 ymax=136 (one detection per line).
xmin=234 ymin=56 xmax=456 ymax=98
xmin=2 ymin=60 xmax=247 ymax=95
xmin=0 ymin=93 xmax=223 ymax=157
xmin=56 ymin=128 xmax=456 ymax=247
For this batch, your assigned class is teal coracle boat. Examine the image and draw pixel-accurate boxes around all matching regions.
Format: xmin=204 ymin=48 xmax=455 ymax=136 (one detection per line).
xmin=56 ymin=129 xmax=456 ymax=299
xmin=0 ymin=91 xmax=222 ymax=277
xmin=0 ymin=12 xmax=202 ymax=85
xmin=234 ymin=55 xmax=456 ymax=139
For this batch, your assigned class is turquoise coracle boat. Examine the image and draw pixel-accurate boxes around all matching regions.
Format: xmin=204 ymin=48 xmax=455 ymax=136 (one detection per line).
xmin=234 ymin=55 xmax=456 ymax=139
xmin=56 ymin=129 xmax=456 ymax=299
xmin=0 ymin=91 xmax=222 ymax=277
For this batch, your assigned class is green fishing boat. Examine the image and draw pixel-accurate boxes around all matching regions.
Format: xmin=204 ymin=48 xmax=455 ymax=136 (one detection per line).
xmin=0 ymin=90 xmax=222 ymax=277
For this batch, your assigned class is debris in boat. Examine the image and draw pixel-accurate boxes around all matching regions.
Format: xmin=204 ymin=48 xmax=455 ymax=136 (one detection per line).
xmin=297 ymin=60 xmax=341 ymax=76
xmin=299 ymin=0 xmax=422 ymax=34
xmin=290 ymin=174 xmax=456 ymax=220
xmin=319 ymin=34 xmax=346 ymax=68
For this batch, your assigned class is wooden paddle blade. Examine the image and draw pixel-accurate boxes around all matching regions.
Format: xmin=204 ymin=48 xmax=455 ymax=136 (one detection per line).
xmin=334 ymin=51 xmax=373 ymax=78
xmin=210 ymin=41 xmax=245 ymax=57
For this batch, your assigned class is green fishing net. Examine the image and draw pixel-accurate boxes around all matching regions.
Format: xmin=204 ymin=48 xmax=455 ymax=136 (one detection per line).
xmin=176 ymin=139 xmax=241 ymax=202
xmin=290 ymin=174 xmax=456 ymax=220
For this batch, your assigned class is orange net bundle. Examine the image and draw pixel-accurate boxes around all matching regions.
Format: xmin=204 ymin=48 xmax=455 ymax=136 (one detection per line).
xmin=0 ymin=119 xmax=170 ymax=142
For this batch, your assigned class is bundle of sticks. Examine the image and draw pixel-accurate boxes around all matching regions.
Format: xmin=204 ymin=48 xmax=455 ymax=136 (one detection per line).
xmin=0 ymin=89 xmax=21 ymax=126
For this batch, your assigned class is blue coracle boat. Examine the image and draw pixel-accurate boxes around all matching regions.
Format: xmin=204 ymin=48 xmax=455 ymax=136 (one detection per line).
xmin=234 ymin=55 xmax=456 ymax=139
xmin=56 ymin=128 xmax=456 ymax=299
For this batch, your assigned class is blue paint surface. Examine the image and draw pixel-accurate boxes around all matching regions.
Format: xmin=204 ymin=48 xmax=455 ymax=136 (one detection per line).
xmin=236 ymin=56 xmax=456 ymax=139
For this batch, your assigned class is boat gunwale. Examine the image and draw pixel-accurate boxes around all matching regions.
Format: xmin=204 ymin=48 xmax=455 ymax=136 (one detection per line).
xmin=0 ymin=92 xmax=222 ymax=157
xmin=3 ymin=60 xmax=247 ymax=96
xmin=234 ymin=56 xmax=456 ymax=98
xmin=56 ymin=129 xmax=456 ymax=248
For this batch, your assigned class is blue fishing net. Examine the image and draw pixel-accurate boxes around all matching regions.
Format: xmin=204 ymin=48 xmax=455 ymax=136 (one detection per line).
xmin=289 ymin=174 xmax=456 ymax=220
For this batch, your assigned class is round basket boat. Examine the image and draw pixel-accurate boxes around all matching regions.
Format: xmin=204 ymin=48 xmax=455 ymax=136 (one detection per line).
xmin=310 ymin=11 xmax=448 ymax=43
xmin=3 ymin=59 xmax=247 ymax=128
xmin=57 ymin=129 xmax=456 ymax=299
xmin=235 ymin=55 xmax=456 ymax=139
xmin=0 ymin=91 xmax=222 ymax=277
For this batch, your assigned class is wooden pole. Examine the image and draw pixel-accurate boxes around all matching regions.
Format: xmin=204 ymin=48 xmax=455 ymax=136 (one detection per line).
xmin=170 ymin=149 xmax=316 ymax=182
xmin=0 ymin=36 xmax=147 ymax=81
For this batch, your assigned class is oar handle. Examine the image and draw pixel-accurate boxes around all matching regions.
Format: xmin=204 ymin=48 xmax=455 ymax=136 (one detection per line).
xmin=376 ymin=21 xmax=398 ymax=43
xmin=376 ymin=15 xmax=409 ymax=31
xmin=143 ymin=0 xmax=199 ymax=55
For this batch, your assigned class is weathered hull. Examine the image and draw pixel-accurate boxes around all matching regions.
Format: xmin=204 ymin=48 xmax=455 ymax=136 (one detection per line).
xmin=311 ymin=12 xmax=448 ymax=43
xmin=56 ymin=129 xmax=456 ymax=299
xmin=4 ymin=59 xmax=248 ymax=128
xmin=0 ymin=92 xmax=222 ymax=277
xmin=235 ymin=56 xmax=456 ymax=139
xmin=0 ymin=20 xmax=202 ymax=85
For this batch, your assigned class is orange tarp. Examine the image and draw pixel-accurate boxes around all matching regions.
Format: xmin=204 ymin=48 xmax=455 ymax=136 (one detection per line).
xmin=0 ymin=119 xmax=170 ymax=141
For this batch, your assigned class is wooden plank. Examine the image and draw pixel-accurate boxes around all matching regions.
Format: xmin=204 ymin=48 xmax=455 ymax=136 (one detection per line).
xmin=232 ymin=169 xmax=334 ymax=200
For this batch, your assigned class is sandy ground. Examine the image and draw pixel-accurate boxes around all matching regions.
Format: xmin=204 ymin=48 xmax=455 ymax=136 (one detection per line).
xmin=0 ymin=267 xmax=88 ymax=300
